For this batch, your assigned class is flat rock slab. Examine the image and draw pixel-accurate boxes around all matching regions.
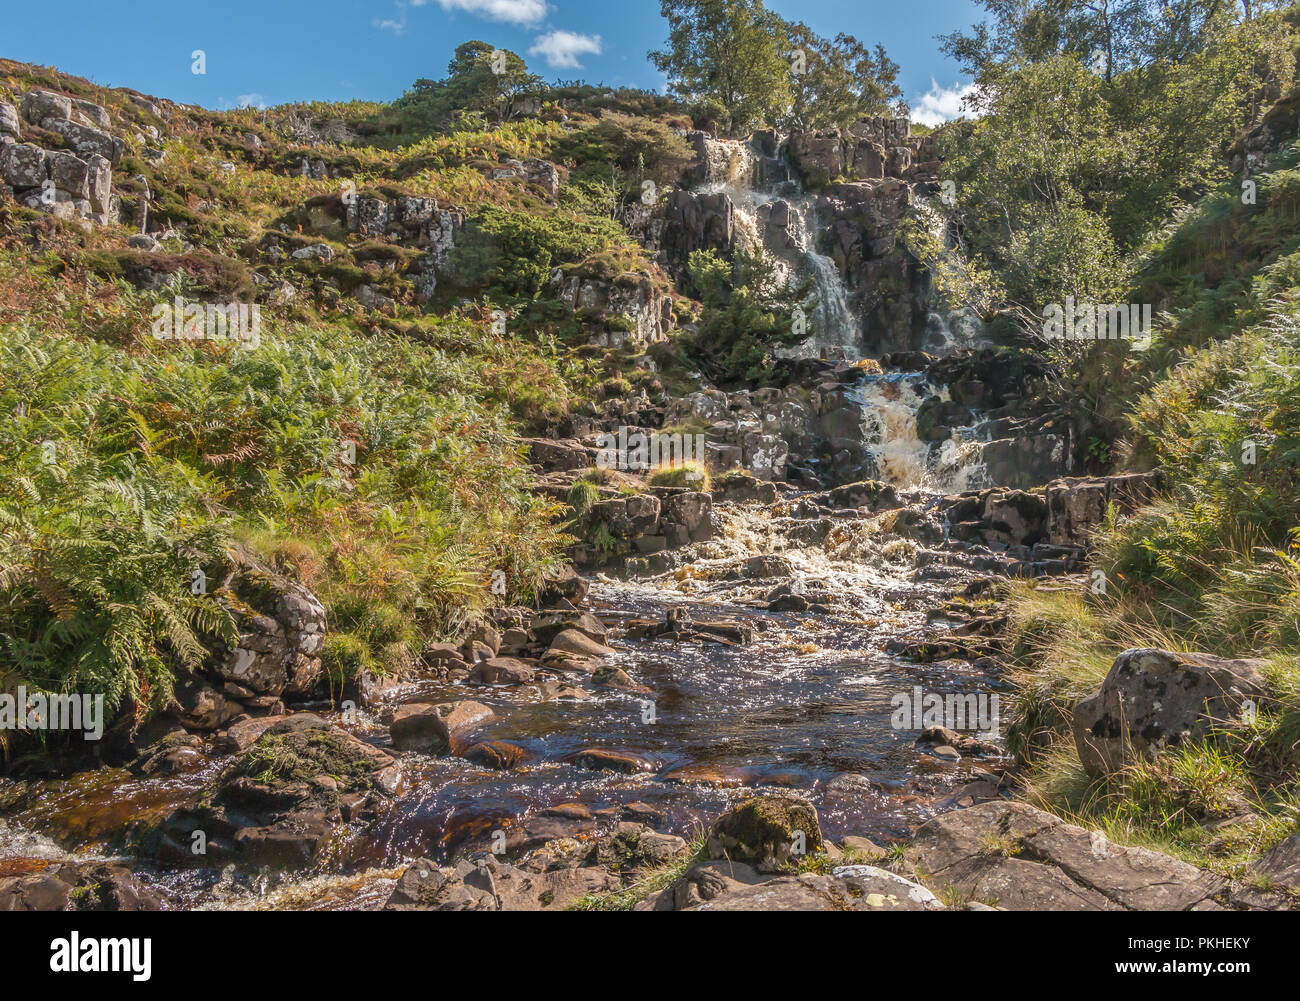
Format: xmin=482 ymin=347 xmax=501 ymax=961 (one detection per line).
xmin=909 ymin=801 xmax=1227 ymax=910
xmin=648 ymin=859 xmax=942 ymax=911
xmin=384 ymin=857 xmax=618 ymax=911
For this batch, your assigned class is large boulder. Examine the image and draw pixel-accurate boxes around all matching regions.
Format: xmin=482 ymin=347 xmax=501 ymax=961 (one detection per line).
xmin=42 ymin=118 xmax=124 ymax=165
xmin=788 ymin=130 xmax=846 ymax=185
xmin=662 ymin=491 xmax=713 ymax=542
xmin=20 ymin=89 xmax=72 ymax=126
xmin=1072 ymin=648 xmax=1270 ymax=775
xmin=208 ymin=556 xmax=327 ymax=699
xmin=0 ymin=143 xmax=46 ymax=188
xmin=144 ymin=717 xmax=399 ymax=869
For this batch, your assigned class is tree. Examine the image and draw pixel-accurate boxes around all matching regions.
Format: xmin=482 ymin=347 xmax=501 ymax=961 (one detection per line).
xmin=649 ymin=0 xmax=792 ymax=136
xmin=390 ymin=41 xmax=543 ymax=132
xmin=782 ymin=23 xmax=907 ymax=131
xmin=931 ymin=0 xmax=1296 ymax=333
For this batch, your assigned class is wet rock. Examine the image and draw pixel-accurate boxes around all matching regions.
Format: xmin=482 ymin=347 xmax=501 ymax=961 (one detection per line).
xmin=707 ymin=795 xmax=823 ymax=872
xmin=592 ymin=666 xmax=651 ymax=693
xmin=1072 ymin=649 xmax=1270 ymax=775
xmin=172 ymin=676 xmax=242 ymax=731
xmin=661 ymin=763 xmax=748 ymax=787
xmin=820 ymin=479 xmax=900 ymax=512
xmin=212 ymin=714 xmax=299 ymax=754
xmin=571 ymin=748 xmax=656 ymax=774
xmin=586 ymin=822 xmax=689 ymax=872
xmin=146 ymin=719 xmax=398 ymax=869
xmin=470 ymin=657 xmax=536 ymax=686
xmin=463 ymin=741 xmax=534 ymax=770
xmin=390 ymin=700 xmax=496 ymax=754
xmin=539 ymin=650 xmax=603 ymax=674
xmin=662 ymin=491 xmax=714 ymax=542
xmin=767 ymin=593 xmax=808 ymax=613
xmin=0 ymin=863 xmax=164 ymax=911
xmin=529 ymin=610 xmax=608 ymax=646
xmin=908 ymin=801 xmax=1227 ymax=910
xmin=745 ymin=554 xmax=793 ymax=579
xmin=129 ymin=730 xmax=207 ymax=776
xmin=534 ymin=680 xmax=591 ymax=702
xmin=916 ymin=726 xmax=1002 ymax=758
xmin=547 ymin=628 xmax=614 ymax=660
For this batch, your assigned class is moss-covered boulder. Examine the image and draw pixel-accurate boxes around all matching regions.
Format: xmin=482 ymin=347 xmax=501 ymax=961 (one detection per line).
xmin=141 ymin=715 xmax=399 ymax=869
xmin=706 ymin=795 xmax=823 ymax=872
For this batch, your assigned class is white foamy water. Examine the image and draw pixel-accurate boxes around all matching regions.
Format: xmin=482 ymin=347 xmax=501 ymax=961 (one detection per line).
xmin=854 ymin=376 xmax=987 ymax=492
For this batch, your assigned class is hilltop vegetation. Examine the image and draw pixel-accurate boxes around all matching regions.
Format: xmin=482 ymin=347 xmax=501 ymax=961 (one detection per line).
xmin=0 ymin=43 xmax=702 ymax=738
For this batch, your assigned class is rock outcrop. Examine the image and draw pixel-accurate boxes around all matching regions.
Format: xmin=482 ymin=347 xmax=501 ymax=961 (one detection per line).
xmin=908 ymin=801 xmax=1228 ymax=910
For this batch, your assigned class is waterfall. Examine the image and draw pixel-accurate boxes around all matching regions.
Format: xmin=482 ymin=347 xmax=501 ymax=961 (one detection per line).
xmin=912 ymin=197 xmax=987 ymax=355
xmin=690 ymin=136 xmax=986 ymax=494
xmin=853 ymin=374 xmax=988 ymax=493
xmin=695 ymin=137 xmax=859 ymax=358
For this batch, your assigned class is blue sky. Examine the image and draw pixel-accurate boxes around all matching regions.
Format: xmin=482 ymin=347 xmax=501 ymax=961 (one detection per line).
xmin=4 ymin=0 xmax=980 ymax=124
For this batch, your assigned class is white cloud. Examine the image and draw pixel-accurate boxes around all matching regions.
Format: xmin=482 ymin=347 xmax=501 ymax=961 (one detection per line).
xmin=236 ymin=94 xmax=267 ymax=109
xmin=374 ymin=0 xmax=409 ymax=34
xmin=529 ymin=30 xmax=603 ymax=69
xmin=911 ymin=79 xmax=976 ymax=128
xmin=419 ymin=0 xmax=550 ymax=27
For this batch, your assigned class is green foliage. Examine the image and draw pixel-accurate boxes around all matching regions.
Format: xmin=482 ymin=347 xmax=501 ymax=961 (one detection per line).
xmin=0 ymin=318 xmax=570 ymax=723
xmin=782 ymin=22 xmax=906 ymax=130
xmin=932 ymin=3 xmax=1297 ymax=329
xmin=650 ymin=0 xmax=793 ymax=135
xmin=684 ymin=249 xmax=810 ymax=385
xmin=646 ymin=461 xmax=711 ymax=490
xmin=446 ymin=204 xmax=621 ymax=299
xmin=551 ymin=111 xmax=694 ymax=191
xmin=376 ymin=41 xmax=544 ymax=138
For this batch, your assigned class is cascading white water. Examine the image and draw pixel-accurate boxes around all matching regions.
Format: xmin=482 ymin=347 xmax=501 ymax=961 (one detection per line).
xmin=693 ymin=137 xmax=986 ymax=494
xmin=695 ymin=137 xmax=858 ymax=358
xmin=854 ymin=375 xmax=987 ymax=492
